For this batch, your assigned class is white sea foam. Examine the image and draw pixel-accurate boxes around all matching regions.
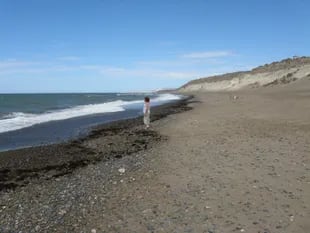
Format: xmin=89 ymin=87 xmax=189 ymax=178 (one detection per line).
xmin=0 ymin=94 xmax=181 ymax=133
xmin=152 ymin=93 xmax=182 ymax=102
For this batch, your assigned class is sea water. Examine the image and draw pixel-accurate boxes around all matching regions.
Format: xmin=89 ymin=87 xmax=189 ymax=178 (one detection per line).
xmin=0 ymin=93 xmax=181 ymax=151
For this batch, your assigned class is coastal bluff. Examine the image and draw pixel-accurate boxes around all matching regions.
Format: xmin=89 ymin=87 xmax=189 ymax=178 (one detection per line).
xmin=178 ymin=57 xmax=310 ymax=92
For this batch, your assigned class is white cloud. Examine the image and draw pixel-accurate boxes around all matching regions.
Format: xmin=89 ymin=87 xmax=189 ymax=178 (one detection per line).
xmin=0 ymin=59 xmax=199 ymax=80
xmin=164 ymin=71 xmax=198 ymax=79
xmin=58 ymin=56 xmax=81 ymax=61
xmin=0 ymin=59 xmax=78 ymax=75
xmin=0 ymin=60 xmax=39 ymax=69
xmin=98 ymin=66 xmax=199 ymax=80
xmin=182 ymin=51 xmax=233 ymax=59
xmin=0 ymin=51 xmax=244 ymax=83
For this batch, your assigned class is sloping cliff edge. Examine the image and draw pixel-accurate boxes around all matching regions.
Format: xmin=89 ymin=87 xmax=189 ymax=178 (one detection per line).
xmin=178 ymin=57 xmax=310 ymax=92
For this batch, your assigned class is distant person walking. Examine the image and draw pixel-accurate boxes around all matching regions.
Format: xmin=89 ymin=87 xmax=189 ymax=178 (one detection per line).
xmin=143 ymin=96 xmax=151 ymax=129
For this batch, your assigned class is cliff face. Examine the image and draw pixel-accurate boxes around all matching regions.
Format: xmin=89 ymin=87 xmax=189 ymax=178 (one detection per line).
xmin=178 ymin=57 xmax=310 ymax=92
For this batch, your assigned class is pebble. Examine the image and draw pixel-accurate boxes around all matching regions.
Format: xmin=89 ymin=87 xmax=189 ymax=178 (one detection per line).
xmin=118 ymin=168 xmax=125 ymax=174
xmin=91 ymin=229 xmax=96 ymax=233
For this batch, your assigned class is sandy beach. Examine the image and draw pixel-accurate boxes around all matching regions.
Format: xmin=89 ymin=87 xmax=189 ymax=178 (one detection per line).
xmin=1 ymin=79 xmax=310 ymax=232
xmin=1 ymin=0 xmax=309 ymax=231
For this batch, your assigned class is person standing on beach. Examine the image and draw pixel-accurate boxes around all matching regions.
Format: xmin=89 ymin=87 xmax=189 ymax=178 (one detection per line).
xmin=143 ymin=96 xmax=151 ymax=129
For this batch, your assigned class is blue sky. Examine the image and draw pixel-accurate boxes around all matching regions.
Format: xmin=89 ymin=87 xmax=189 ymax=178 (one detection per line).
xmin=0 ymin=0 xmax=309 ymax=93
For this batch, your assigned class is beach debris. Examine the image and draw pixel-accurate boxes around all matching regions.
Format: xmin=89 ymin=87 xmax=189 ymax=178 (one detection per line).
xmin=205 ymin=206 xmax=211 ymax=209
xmin=142 ymin=208 xmax=152 ymax=214
xmin=235 ymin=226 xmax=245 ymax=232
xmin=58 ymin=209 xmax=67 ymax=215
xmin=91 ymin=229 xmax=97 ymax=233
xmin=118 ymin=168 xmax=126 ymax=174
xmin=290 ymin=215 xmax=294 ymax=221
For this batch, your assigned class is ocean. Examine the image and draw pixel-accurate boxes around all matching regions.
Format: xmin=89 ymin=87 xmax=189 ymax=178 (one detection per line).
xmin=0 ymin=93 xmax=181 ymax=151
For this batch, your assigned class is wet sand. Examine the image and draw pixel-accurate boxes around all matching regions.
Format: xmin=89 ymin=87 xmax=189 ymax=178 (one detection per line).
xmin=0 ymin=80 xmax=310 ymax=232
xmin=0 ymin=98 xmax=192 ymax=191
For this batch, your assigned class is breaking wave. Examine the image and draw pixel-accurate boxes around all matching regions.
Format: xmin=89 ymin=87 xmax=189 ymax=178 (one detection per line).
xmin=0 ymin=94 xmax=181 ymax=133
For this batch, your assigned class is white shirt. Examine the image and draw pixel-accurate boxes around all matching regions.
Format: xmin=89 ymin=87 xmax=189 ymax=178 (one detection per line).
xmin=143 ymin=102 xmax=150 ymax=114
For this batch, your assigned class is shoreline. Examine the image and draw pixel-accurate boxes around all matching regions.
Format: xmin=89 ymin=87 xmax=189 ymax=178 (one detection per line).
xmin=0 ymin=96 xmax=193 ymax=191
xmin=0 ymin=94 xmax=184 ymax=152
xmin=0 ymin=109 xmax=141 ymax=152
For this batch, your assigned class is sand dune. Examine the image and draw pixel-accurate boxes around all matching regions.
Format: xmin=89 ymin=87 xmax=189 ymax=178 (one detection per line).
xmin=179 ymin=57 xmax=310 ymax=92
